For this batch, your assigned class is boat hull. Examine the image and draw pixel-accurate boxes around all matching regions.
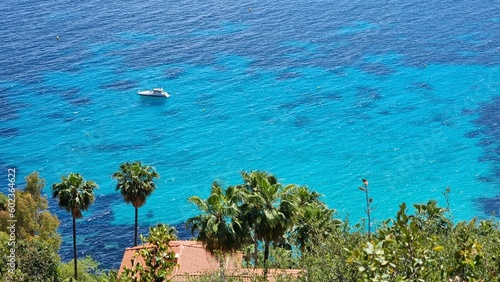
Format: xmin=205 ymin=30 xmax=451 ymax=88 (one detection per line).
xmin=137 ymin=90 xmax=170 ymax=98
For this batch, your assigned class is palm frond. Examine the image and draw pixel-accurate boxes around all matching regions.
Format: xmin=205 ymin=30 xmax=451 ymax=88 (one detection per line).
xmin=52 ymin=173 xmax=98 ymax=219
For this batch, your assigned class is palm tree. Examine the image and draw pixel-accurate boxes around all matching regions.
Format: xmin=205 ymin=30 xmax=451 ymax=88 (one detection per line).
xmin=285 ymin=185 xmax=332 ymax=253
xmin=291 ymin=203 xmax=337 ymax=253
xmin=240 ymin=171 xmax=297 ymax=278
xmin=187 ymin=182 xmax=247 ymax=280
xmin=112 ymin=161 xmax=159 ymax=246
xmin=238 ymin=171 xmax=278 ymax=266
xmin=52 ymin=173 xmax=97 ymax=281
xmin=287 ymin=185 xmax=323 ymax=207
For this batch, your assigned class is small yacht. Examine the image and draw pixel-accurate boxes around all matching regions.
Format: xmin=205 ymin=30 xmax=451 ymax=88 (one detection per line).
xmin=137 ymin=88 xmax=170 ymax=98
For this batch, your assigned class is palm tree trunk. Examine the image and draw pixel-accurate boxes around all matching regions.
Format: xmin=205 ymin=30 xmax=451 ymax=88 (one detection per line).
xmin=254 ymin=236 xmax=258 ymax=267
xmin=73 ymin=216 xmax=78 ymax=281
xmin=219 ymin=251 xmax=225 ymax=282
xmin=263 ymin=240 xmax=269 ymax=279
xmin=134 ymin=207 xmax=138 ymax=246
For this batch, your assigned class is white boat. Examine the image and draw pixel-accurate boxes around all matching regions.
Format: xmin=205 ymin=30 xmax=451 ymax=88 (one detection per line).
xmin=137 ymin=88 xmax=170 ymax=98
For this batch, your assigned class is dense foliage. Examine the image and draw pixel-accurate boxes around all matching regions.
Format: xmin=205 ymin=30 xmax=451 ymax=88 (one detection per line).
xmin=299 ymin=201 xmax=500 ymax=282
xmin=0 ymin=172 xmax=61 ymax=281
xmin=187 ymin=173 xmax=500 ymax=282
xmin=2 ymin=169 xmax=500 ymax=282
xmin=0 ymin=172 xmax=61 ymax=250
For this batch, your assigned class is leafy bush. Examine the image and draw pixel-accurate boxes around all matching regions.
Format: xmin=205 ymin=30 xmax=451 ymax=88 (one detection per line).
xmin=58 ymin=256 xmax=106 ymax=282
xmin=120 ymin=224 xmax=178 ymax=282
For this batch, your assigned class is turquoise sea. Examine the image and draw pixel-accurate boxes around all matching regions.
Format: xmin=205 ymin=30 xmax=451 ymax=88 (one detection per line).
xmin=1 ymin=0 xmax=499 ymax=269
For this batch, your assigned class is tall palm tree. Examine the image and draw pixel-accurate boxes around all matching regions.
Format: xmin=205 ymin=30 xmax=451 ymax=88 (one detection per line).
xmin=187 ymin=182 xmax=247 ymax=280
xmin=52 ymin=173 xmax=97 ymax=281
xmin=112 ymin=161 xmax=159 ymax=246
xmin=238 ymin=171 xmax=278 ymax=266
xmin=240 ymin=171 xmax=297 ymax=278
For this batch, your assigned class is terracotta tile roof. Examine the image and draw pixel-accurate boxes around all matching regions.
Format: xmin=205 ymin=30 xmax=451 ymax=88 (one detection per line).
xmin=118 ymin=240 xmax=242 ymax=278
xmin=118 ymin=240 xmax=303 ymax=281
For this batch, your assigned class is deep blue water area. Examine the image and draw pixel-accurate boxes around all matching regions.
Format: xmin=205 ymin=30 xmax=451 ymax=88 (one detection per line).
xmin=1 ymin=0 xmax=499 ymax=270
xmin=473 ymin=96 xmax=500 ymax=215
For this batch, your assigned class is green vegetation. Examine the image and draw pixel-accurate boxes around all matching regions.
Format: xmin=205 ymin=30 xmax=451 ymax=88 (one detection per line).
xmin=52 ymin=173 xmax=98 ymax=281
xmin=112 ymin=161 xmax=160 ymax=246
xmin=58 ymin=256 xmax=109 ymax=282
xmin=0 ymin=172 xmax=61 ymax=250
xmin=187 ymin=172 xmax=500 ymax=281
xmin=239 ymin=171 xmax=297 ymax=278
xmin=2 ymin=169 xmax=500 ymax=282
xmin=301 ymin=201 xmax=500 ymax=281
xmin=120 ymin=224 xmax=178 ymax=282
xmin=2 ymin=235 xmax=60 ymax=281
xmin=187 ymin=182 xmax=247 ymax=281
xmin=0 ymin=172 xmax=62 ymax=281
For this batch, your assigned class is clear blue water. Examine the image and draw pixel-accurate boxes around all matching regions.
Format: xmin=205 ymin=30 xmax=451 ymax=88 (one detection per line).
xmin=1 ymin=0 xmax=499 ymax=270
